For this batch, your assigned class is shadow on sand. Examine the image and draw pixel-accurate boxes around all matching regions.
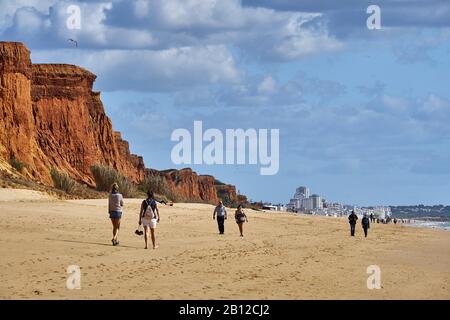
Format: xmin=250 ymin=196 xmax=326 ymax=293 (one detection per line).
xmin=45 ymin=238 xmax=140 ymax=249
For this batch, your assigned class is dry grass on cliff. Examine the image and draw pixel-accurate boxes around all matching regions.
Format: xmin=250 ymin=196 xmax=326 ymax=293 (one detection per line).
xmin=91 ymin=164 xmax=140 ymax=198
xmin=9 ymin=157 xmax=26 ymax=173
xmin=50 ymin=167 xmax=77 ymax=194
xmin=50 ymin=167 xmax=111 ymax=199
xmin=0 ymin=170 xmax=107 ymax=200
xmin=139 ymin=174 xmax=179 ymax=201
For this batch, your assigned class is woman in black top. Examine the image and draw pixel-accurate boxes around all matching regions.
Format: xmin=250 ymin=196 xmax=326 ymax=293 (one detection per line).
xmin=235 ymin=205 xmax=248 ymax=237
xmin=139 ymin=191 xmax=160 ymax=249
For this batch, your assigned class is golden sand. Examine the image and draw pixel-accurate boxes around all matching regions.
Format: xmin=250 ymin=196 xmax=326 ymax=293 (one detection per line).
xmin=0 ymin=189 xmax=449 ymax=299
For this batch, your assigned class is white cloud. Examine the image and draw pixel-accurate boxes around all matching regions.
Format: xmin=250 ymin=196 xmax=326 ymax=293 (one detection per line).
xmin=3 ymin=1 xmax=157 ymax=49
xmin=146 ymin=0 xmax=245 ymax=30
xmin=10 ymin=7 xmax=49 ymax=34
xmin=271 ymin=13 xmax=342 ymax=60
xmin=421 ymin=94 xmax=450 ymax=113
xmin=133 ymin=0 xmax=151 ymax=19
xmin=1 ymin=0 xmax=342 ymax=61
xmin=32 ymin=45 xmax=240 ymax=92
xmin=257 ymin=75 xmax=277 ymax=94
xmin=0 ymin=0 xmax=56 ymax=31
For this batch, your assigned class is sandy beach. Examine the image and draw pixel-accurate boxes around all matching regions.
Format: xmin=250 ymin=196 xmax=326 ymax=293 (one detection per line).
xmin=0 ymin=188 xmax=449 ymax=300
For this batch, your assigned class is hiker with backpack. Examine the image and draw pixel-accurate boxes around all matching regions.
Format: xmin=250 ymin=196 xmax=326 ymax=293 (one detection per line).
xmin=361 ymin=214 xmax=370 ymax=238
xmin=139 ymin=191 xmax=160 ymax=249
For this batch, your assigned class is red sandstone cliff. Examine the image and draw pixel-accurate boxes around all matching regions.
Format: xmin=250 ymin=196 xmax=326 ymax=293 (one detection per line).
xmin=0 ymin=42 xmax=48 ymax=181
xmin=31 ymin=63 xmax=146 ymax=185
xmin=0 ymin=42 xmax=239 ymax=204
xmin=160 ymin=168 xmax=220 ymax=203
xmin=145 ymin=168 xmax=238 ymax=204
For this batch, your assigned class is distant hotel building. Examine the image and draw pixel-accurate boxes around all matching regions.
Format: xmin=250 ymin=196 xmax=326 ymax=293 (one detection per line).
xmin=287 ymin=187 xmax=322 ymax=212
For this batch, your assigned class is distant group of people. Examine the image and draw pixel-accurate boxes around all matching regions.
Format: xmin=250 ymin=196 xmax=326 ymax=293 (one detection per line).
xmin=374 ymin=216 xmax=408 ymax=225
xmin=107 ymin=184 xmax=249 ymax=249
xmin=348 ymin=211 xmax=409 ymax=238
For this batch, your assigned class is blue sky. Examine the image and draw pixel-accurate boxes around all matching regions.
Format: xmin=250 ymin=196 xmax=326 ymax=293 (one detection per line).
xmin=1 ymin=0 xmax=450 ymax=205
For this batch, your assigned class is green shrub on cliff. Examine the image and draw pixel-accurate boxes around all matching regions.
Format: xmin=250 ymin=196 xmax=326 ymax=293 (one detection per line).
xmin=90 ymin=164 xmax=138 ymax=198
xmin=9 ymin=157 xmax=26 ymax=173
xmin=139 ymin=174 xmax=179 ymax=201
xmin=50 ymin=167 xmax=77 ymax=194
xmin=216 ymin=188 xmax=237 ymax=208
xmin=139 ymin=174 xmax=168 ymax=194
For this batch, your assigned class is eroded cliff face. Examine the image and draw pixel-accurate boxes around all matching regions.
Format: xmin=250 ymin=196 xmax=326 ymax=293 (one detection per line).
xmin=216 ymin=184 xmax=238 ymax=204
xmin=0 ymin=42 xmax=47 ymax=181
xmin=146 ymin=168 xmax=239 ymax=204
xmin=0 ymin=42 xmax=239 ymax=204
xmin=160 ymin=168 xmax=219 ymax=203
xmin=0 ymin=42 xmax=147 ymax=185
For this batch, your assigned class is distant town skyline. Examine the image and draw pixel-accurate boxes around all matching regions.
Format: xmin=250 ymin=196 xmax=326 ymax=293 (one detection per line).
xmin=2 ymin=1 xmax=450 ymax=205
xmin=285 ymin=185 xmax=391 ymax=219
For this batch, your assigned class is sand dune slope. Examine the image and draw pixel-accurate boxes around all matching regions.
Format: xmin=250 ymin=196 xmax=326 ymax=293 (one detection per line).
xmin=0 ymin=193 xmax=449 ymax=299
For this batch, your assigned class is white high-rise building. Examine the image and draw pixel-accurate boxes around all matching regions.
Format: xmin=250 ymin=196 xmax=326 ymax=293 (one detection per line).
xmin=287 ymin=186 xmax=324 ymax=212
xmin=302 ymin=194 xmax=322 ymax=211
xmin=302 ymin=197 xmax=313 ymax=210
xmin=294 ymin=187 xmax=310 ymax=200
xmin=287 ymin=186 xmax=311 ymax=212
xmin=310 ymin=194 xmax=323 ymax=210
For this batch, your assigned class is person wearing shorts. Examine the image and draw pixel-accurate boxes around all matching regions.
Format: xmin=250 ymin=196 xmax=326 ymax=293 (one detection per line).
xmin=139 ymin=191 xmax=160 ymax=249
xmin=234 ymin=205 xmax=248 ymax=237
xmin=108 ymin=183 xmax=123 ymax=246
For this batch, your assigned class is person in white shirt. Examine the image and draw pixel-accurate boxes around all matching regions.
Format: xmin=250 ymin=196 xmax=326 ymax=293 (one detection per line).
xmin=213 ymin=200 xmax=227 ymax=234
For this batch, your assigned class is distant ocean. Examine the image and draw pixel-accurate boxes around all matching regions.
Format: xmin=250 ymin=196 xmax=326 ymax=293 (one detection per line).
xmin=405 ymin=220 xmax=450 ymax=231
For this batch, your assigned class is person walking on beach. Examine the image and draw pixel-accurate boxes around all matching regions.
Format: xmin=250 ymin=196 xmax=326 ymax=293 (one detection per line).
xmin=370 ymin=213 xmax=374 ymax=223
xmin=213 ymin=200 xmax=227 ymax=234
xmin=362 ymin=214 xmax=370 ymax=238
xmin=139 ymin=191 xmax=160 ymax=249
xmin=348 ymin=210 xmax=358 ymax=237
xmin=108 ymin=183 xmax=123 ymax=246
xmin=235 ymin=205 xmax=248 ymax=237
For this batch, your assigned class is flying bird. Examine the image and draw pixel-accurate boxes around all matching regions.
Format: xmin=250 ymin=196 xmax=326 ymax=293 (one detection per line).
xmin=67 ymin=38 xmax=78 ymax=47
